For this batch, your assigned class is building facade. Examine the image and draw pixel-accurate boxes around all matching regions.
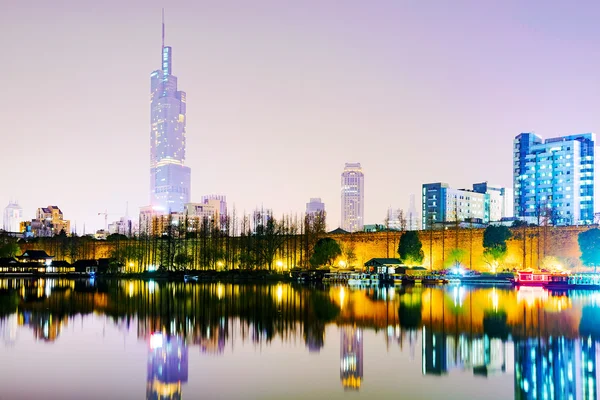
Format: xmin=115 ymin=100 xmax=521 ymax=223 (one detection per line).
xmin=3 ymin=201 xmax=23 ymax=233
xmin=306 ymin=198 xmax=325 ymax=216
xmin=149 ymin=15 xmax=191 ymax=213
xmin=341 ymin=163 xmax=364 ymax=232
xmin=513 ymin=133 xmax=595 ymax=225
xmin=422 ymin=182 xmax=510 ymax=229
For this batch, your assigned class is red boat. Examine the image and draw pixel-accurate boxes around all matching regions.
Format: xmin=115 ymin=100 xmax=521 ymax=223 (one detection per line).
xmin=512 ymin=271 xmax=557 ymax=287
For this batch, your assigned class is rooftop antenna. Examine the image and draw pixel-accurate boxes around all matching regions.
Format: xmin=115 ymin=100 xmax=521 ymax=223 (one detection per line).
xmin=162 ymin=8 xmax=165 ymax=49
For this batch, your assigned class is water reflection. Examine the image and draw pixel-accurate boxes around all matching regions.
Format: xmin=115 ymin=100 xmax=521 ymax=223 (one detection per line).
xmin=1 ymin=280 xmax=600 ymax=398
xmin=147 ymin=333 xmax=188 ymax=399
xmin=340 ymin=326 xmax=363 ymax=390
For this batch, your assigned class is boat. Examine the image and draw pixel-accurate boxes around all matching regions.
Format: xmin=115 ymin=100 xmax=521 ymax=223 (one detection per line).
xmin=184 ymin=274 xmax=199 ymax=283
xmin=422 ymin=276 xmax=448 ymax=285
xmin=545 ymin=273 xmax=600 ymax=290
xmin=511 ymin=270 xmax=555 ymax=287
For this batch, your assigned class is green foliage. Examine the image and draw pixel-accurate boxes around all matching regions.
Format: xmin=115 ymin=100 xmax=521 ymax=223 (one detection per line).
xmin=174 ymin=253 xmax=193 ymax=271
xmin=482 ymin=225 xmax=511 ymax=259
xmin=107 ymin=233 xmax=128 ymax=242
xmin=447 ymin=248 xmax=466 ymax=268
xmin=0 ymin=235 xmax=20 ymax=258
xmin=309 ymin=238 xmax=342 ymax=267
xmin=578 ymin=228 xmax=600 ymax=267
xmin=397 ymin=231 xmax=424 ymax=266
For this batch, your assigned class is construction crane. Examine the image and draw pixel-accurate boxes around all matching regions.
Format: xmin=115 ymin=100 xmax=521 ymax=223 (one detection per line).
xmin=98 ymin=210 xmax=109 ymax=233
xmin=98 ymin=203 xmax=130 ymax=234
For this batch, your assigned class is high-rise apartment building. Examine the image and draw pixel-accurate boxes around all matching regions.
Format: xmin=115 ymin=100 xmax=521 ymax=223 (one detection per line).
xmin=3 ymin=201 xmax=23 ymax=233
xmin=513 ymin=133 xmax=595 ymax=225
xmin=422 ymin=182 xmax=511 ymax=229
xmin=341 ymin=163 xmax=364 ymax=232
xmin=149 ymin=12 xmax=191 ymax=213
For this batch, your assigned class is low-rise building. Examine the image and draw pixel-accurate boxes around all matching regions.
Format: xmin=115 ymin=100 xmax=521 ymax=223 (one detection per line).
xmin=422 ymin=182 xmax=512 ymax=229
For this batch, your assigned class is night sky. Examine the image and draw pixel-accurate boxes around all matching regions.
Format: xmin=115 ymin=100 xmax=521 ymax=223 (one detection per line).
xmin=3 ymin=0 xmax=600 ymax=231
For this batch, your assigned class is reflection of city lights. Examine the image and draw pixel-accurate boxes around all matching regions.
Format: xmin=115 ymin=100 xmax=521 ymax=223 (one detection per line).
xmin=452 ymin=286 xmax=466 ymax=307
xmin=216 ymin=283 xmax=224 ymax=300
xmin=517 ymin=286 xmax=548 ymax=307
xmin=276 ymin=284 xmax=283 ymax=303
xmin=149 ymin=280 xmax=156 ymax=294
xmin=128 ymin=282 xmax=134 ymax=298
xmin=150 ymin=333 xmax=163 ymax=349
xmin=490 ymin=288 xmax=499 ymax=312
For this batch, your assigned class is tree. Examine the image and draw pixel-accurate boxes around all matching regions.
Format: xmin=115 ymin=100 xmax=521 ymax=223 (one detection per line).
xmin=482 ymin=225 xmax=512 ymax=272
xmin=0 ymin=234 xmax=19 ymax=258
xmin=398 ymin=231 xmax=424 ymax=266
xmin=578 ymin=228 xmax=600 ymax=270
xmin=309 ymin=238 xmax=342 ymax=267
xmin=447 ymin=248 xmax=466 ymax=269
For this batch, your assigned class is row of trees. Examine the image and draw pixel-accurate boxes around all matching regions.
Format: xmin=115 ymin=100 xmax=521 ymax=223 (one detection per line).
xmin=397 ymin=225 xmax=513 ymax=271
xmin=398 ymin=225 xmax=600 ymax=271
xmin=12 ymin=210 xmax=350 ymax=272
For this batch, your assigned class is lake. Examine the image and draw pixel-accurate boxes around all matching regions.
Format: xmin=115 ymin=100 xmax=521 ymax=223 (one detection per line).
xmin=0 ymin=278 xmax=598 ymax=399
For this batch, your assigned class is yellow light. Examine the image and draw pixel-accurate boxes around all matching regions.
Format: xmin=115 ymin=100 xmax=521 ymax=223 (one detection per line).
xmin=339 ymin=287 xmax=345 ymax=308
xmin=128 ymin=282 xmax=134 ymax=297
xmin=339 ymin=260 xmax=347 ymax=268
xmin=276 ymin=284 xmax=283 ymax=303
xmin=216 ymin=283 xmax=224 ymax=300
xmin=276 ymin=260 xmax=283 ymax=270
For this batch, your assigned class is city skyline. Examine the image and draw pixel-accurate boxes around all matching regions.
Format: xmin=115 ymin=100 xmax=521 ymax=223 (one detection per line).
xmin=4 ymin=1 xmax=600 ymax=232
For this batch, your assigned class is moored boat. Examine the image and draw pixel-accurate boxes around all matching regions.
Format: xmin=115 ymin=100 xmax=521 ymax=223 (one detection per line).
xmin=545 ymin=273 xmax=600 ymax=290
xmin=511 ymin=270 xmax=555 ymax=287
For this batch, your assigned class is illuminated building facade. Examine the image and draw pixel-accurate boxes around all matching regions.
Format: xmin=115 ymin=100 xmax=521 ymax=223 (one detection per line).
xmin=341 ymin=163 xmax=364 ymax=232
xmin=149 ymin=13 xmax=191 ymax=214
xmin=513 ymin=132 xmax=595 ymax=225
xmin=147 ymin=333 xmax=188 ymax=399
xmin=21 ymin=205 xmax=70 ymax=237
xmin=422 ymin=182 xmax=511 ymax=229
xmin=340 ymin=326 xmax=363 ymax=390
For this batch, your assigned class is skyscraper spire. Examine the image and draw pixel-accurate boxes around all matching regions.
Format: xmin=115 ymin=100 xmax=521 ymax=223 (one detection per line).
xmin=161 ymin=8 xmax=165 ymax=49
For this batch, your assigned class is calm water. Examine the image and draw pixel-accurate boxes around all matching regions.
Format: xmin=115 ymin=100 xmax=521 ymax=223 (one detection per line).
xmin=0 ymin=279 xmax=599 ymax=399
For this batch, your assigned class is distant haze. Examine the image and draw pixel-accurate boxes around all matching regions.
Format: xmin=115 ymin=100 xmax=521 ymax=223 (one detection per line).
xmin=3 ymin=0 xmax=600 ymax=232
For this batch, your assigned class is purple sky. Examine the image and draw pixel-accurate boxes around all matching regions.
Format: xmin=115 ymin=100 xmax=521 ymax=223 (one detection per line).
xmin=3 ymin=0 xmax=600 ymax=232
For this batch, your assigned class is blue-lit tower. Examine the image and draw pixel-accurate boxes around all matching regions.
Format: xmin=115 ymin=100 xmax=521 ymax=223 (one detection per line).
xmin=150 ymin=11 xmax=191 ymax=213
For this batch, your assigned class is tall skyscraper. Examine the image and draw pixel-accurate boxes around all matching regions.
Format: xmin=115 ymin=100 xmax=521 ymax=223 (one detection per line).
xmin=341 ymin=163 xmax=364 ymax=232
xmin=513 ymin=133 xmax=595 ymax=225
xmin=306 ymin=198 xmax=325 ymax=216
xmin=149 ymin=11 xmax=191 ymax=213
xmin=3 ymin=201 xmax=23 ymax=233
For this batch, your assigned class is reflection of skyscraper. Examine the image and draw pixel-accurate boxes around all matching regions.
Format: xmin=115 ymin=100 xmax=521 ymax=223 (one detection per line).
xmin=422 ymin=326 xmax=448 ymax=375
xmin=340 ymin=326 xmax=363 ymax=390
xmin=147 ymin=333 xmax=188 ymax=400
xmin=514 ymin=337 xmax=577 ymax=400
xmin=0 ymin=313 xmax=18 ymax=346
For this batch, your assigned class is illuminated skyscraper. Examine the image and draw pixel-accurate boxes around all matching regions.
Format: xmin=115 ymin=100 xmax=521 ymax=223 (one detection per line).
xmin=341 ymin=163 xmax=364 ymax=232
xmin=150 ymin=11 xmax=191 ymax=213
xmin=3 ymin=201 xmax=23 ymax=233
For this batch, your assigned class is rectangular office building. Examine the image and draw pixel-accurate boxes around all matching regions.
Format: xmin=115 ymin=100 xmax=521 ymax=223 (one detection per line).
xmin=422 ymin=182 xmax=511 ymax=229
xmin=513 ymin=133 xmax=595 ymax=225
